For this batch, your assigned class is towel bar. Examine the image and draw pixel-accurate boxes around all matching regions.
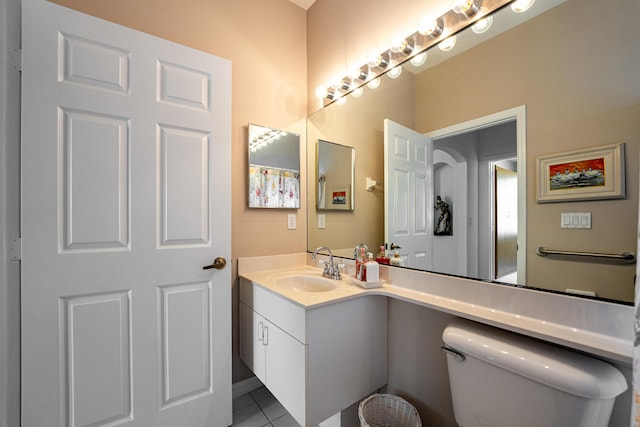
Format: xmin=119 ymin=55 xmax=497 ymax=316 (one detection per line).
xmin=536 ymin=247 xmax=636 ymax=264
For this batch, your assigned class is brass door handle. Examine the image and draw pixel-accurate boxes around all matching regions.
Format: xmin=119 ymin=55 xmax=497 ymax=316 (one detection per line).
xmin=203 ymin=257 xmax=227 ymax=270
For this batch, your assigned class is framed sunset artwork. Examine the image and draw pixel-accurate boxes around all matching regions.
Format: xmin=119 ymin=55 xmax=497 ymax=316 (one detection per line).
xmin=536 ymin=143 xmax=625 ymax=203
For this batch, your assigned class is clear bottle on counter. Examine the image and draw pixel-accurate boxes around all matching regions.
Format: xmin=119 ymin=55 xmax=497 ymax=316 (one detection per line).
xmin=356 ymin=246 xmax=367 ymax=280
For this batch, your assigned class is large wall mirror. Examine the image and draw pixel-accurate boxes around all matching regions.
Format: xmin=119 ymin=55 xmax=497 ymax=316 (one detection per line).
xmin=307 ymin=0 xmax=639 ymax=303
xmin=248 ymin=123 xmax=301 ymax=209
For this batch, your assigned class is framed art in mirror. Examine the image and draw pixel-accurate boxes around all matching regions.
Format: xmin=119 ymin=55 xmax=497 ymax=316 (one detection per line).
xmin=536 ymin=143 xmax=625 ymax=203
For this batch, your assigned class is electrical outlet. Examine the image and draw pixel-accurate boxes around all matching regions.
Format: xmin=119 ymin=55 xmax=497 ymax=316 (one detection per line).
xmin=318 ymin=214 xmax=326 ymax=229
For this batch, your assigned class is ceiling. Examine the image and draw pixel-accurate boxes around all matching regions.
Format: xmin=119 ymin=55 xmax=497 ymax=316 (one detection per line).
xmin=289 ymin=0 xmax=316 ymax=10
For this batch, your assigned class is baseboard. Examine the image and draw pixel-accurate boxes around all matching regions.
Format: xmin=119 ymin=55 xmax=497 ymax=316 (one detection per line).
xmin=232 ymin=376 xmax=263 ymax=399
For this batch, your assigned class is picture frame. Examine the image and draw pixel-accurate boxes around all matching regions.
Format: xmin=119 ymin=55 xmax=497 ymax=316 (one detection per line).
xmin=536 ymin=143 xmax=625 ymax=203
xmin=328 ymin=186 xmax=350 ymax=210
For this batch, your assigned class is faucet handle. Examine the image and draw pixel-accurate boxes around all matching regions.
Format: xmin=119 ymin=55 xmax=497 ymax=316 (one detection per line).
xmin=318 ymin=259 xmax=332 ymax=275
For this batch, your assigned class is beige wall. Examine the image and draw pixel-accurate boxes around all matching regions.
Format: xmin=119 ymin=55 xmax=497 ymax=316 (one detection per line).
xmin=307 ymin=0 xmax=453 ymax=114
xmin=51 ymin=0 xmax=309 ymax=381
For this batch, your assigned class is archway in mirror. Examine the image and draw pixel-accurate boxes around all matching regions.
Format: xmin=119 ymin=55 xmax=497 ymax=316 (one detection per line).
xmin=384 ymin=107 xmax=523 ymax=285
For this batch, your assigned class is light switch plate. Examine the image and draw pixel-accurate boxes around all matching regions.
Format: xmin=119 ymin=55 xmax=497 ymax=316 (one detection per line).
xmin=287 ymin=214 xmax=296 ymax=230
xmin=561 ymin=213 xmax=591 ymax=229
xmin=318 ymin=214 xmax=326 ymax=229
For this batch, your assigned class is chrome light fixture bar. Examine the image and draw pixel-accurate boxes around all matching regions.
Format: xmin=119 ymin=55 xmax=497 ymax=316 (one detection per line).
xmin=319 ymin=0 xmax=521 ymax=106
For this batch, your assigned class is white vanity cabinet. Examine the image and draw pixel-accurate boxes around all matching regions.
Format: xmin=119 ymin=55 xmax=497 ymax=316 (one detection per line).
xmin=239 ymin=303 xmax=307 ymax=423
xmin=239 ymin=277 xmax=387 ymax=427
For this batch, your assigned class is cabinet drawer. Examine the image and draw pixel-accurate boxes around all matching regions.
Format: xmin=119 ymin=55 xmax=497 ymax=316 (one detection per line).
xmin=240 ymin=278 xmax=306 ymax=342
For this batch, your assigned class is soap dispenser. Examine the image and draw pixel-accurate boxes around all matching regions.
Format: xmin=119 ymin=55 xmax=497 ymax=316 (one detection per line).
xmin=362 ymin=252 xmax=379 ymax=282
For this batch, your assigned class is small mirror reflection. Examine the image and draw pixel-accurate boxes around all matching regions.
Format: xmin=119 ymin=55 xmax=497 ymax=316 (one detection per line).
xmin=317 ymin=140 xmax=355 ymax=211
xmin=248 ymin=123 xmax=300 ymax=209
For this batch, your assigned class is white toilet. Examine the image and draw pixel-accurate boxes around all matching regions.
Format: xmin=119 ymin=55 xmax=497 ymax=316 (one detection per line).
xmin=442 ymin=319 xmax=628 ymax=427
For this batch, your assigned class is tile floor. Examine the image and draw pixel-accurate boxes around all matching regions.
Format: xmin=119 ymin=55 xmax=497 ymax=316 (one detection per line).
xmin=232 ymin=386 xmax=300 ymax=427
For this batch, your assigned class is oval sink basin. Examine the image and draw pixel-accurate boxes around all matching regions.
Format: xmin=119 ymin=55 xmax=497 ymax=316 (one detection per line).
xmin=276 ymin=275 xmax=337 ymax=292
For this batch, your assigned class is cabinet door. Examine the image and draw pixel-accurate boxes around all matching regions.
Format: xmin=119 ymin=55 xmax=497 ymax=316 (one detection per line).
xmin=239 ymin=303 xmax=267 ymax=384
xmin=264 ymin=322 xmax=306 ymax=426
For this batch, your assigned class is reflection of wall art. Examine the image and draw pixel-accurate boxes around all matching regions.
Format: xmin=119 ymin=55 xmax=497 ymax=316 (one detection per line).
xmin=536 ymin=143 xmax=625 ymax=203
xmin=329 ymin=186 xmax=350 ymax=210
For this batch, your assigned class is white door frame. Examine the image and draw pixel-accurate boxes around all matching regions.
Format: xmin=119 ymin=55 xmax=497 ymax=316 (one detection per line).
xmin=0 ymin=0 xmax=22 ymax=425
xmin=427 ymin=105 xmax=527 ymax=285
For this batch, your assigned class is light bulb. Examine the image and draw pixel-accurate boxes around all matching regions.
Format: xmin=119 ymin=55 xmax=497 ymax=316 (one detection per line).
xmin=453 ymin=0 xmax=480 ymax=17
xmin=471 ymin=15 xmax=493 ymax=34
xmin=418 ymin=16 xmax=444 ymax=38
xmin=511 ymin=0 xmax=535 ymax=13
xmin=351 ymin=87 xmax=364 ymax=98
xmin=367 ymin=78 xmax=381 ymax=89
xmin=438 ymin=35 xmax=457 ymax=51
xmin=366 ymin=50 xmax=381 ymax=67
xmin=387 ymin=66 xmax=402 ymax=79
xmin=391 ymin=37 xmax=414 ymax=55
xmin=315 ymin=85 xmax=327 ymax=98
xmin=410 ymin=52 xmax=427 ymax=67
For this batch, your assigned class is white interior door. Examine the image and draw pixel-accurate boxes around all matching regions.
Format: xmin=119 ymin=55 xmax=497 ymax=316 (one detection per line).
xmin=384 ymin=119 xmax=433 ymax=270
xmin=21 ymin=1 xmax=232 ymax=426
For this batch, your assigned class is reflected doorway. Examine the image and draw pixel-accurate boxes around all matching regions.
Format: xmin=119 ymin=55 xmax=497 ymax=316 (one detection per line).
xmin=427 ymin=106 xmax=526 ymax=285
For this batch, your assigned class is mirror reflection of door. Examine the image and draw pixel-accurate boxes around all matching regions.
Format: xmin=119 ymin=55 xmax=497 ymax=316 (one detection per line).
xmin=384 ymin=119 xmax=433 ymax=270
xmin=494 ymin=164 xmax=518 ymax=283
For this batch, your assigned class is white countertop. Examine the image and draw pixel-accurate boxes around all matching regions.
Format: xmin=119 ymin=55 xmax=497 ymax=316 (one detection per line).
xmin=238 ymin=253 xmax=633 ymax=365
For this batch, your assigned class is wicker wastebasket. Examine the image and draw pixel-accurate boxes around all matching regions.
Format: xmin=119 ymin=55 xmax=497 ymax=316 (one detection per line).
xmin=358 ymin=394 xmax=422 ymax=427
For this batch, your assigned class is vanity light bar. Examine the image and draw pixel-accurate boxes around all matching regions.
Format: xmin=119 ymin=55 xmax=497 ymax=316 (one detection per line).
xmin=249 ymin=129 xmax=288 ymax=152
xmin=318 ymin=0 xmax=522 ymax=106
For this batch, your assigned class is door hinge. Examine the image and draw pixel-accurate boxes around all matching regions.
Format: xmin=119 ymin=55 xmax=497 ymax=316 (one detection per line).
xmin=9 ymin=237 xmax=21 ymax=261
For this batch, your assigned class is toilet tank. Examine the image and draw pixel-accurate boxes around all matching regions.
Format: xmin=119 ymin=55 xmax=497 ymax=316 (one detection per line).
xmin=442 ymin=319 xmax=627 ymax=427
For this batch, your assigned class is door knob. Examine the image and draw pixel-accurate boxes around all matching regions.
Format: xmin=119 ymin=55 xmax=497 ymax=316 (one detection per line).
xmin=203 ymin=257 xmax=227 ymax=270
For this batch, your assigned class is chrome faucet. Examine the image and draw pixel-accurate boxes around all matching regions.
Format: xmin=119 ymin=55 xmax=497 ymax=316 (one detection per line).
xmin=311 ymin=246 xmax=341 ymax=280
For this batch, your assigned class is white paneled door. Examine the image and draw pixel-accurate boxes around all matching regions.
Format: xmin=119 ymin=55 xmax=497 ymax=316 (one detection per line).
xmin=384 ymin=119 xmax=433 ymax=270
xmin=21 ymin=1 xmax=232 ymax=426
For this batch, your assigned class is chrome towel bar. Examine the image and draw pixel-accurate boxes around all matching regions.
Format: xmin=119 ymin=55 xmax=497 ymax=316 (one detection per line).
xmin=536 ymin=247 xmax=636 ymax=264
